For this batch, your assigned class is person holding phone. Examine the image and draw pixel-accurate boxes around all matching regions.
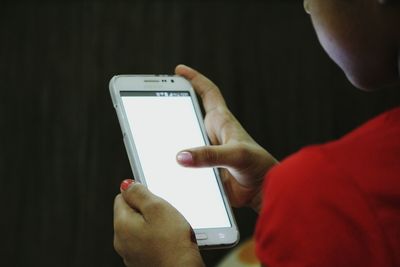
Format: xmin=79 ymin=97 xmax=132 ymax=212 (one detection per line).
xmin=113 ymin=0 xmax=400 ymax=266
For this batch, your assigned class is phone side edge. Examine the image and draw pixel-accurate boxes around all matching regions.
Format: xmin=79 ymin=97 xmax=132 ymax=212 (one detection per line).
xmin=186 ymin=80 xmax=240 ymax=248
xmin=108 ymin=75 xmax=147 ymax=184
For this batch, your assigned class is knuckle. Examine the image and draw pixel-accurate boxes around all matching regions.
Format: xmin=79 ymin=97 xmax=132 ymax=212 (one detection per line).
xmin=127 ymin=183 xmax=143 ymax=194
xmin=114 ymin=234 xmax=131 ymax=259
xmin=203 ymin=147 xmax=219 ymax=164
xmin=235 ymin=144 xmax=252 ymax=165
xmin=113 ymin=194 xmax=122 ymax=209
xmin=113 ymin=213 xmax=125 ymax=235
xmin=113 ymin=235 xmax=123 ymax=255
xmin=218 ymin=106 xmax=231 ymax=118
xmin=144 ymin=198 xmax=165 ymax=214
xmin=126 ymin=183 xmax=147 ymax=199
xmin=113 ymin=210 xmax=132 ymax=238
xmin=236 ymin=144 xmax=250 ymax=158
xmin=216 ymin=108 xmax=235 ymax=131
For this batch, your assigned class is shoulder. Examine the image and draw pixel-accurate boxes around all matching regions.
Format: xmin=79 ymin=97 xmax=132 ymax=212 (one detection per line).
xmin=260 ymin=145 xmax=358 ymax=220
xmin=255 ymin=108 xmax=400 ymax=266
xmin=255 ymin=145 xmax=393 ymax=266
xmin=264 ymin=146 xmax=336 ymax=196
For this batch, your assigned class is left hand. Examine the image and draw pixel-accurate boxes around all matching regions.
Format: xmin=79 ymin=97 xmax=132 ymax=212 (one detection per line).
xmin=175 ymin=65 xmax=278 ymax=212
xmin=113 ymin=180 xmax=205 ymax=267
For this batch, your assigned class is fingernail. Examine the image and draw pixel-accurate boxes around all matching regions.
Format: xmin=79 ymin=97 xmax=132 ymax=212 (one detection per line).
xmin=120 ymin=179 xmax=134 ymax=192
xmin=177 ymin=151 xmax=193 ymax=165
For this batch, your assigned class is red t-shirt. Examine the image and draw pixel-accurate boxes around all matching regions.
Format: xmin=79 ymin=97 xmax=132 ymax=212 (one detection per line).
xmin=255 ymin=107 xmax=400 ymax=267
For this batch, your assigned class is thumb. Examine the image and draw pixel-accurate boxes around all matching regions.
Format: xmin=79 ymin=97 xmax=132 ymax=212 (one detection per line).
xmin=176 ymin=144 xmax=248 ymax=169
xmin=120 ymin=180 xmax=158 ymax=214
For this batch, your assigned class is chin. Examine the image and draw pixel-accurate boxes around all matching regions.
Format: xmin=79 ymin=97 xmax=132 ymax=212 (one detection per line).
xmin=329 ymin=51 xmax=381 ymax=91
xmin=331 ymin=50 xmax=399 ymax=91
xmin=346 ymin=70 xmax=400 ymax=91
xmin=345 ymin=72 xmax=378 ymax=91
xmin=316 ymin=29 xmax=400 ymax=91
xmin=345 ymin=68 xmax=388 ymax=91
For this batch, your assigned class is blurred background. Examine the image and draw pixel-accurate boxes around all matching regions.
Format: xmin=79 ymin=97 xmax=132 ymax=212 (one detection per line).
xmin=1 ymin=1 xmax=399 ymax=266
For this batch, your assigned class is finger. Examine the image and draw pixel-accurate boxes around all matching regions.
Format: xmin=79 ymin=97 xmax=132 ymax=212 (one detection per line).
xmin=204 ymin=108 xmax=249 ymax=144
xmin=176 ymin=144 xmax=251 ymax=169
xmin=121 ymin=183 xmax=161 ymax=215
xmin=175 ymin=64 xmax=227 ymax=113
xmin=113 ymin=194 xmax=143 ymax=231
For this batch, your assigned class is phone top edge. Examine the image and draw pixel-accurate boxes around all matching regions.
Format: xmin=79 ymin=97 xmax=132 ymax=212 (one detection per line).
xmin=109 ymin=74 xmax=188 ymax=81
xmin=112 ymin=74 xmax=176 ymax=77
xmin=109 ymin=75 xmax=194 ymax=94
xmin=110 ymin=74 xmax=181 ymax=82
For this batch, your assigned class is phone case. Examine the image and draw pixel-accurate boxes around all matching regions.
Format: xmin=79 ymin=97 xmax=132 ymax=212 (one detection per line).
xmin=109 ymin=75 xmax=239 ymax=249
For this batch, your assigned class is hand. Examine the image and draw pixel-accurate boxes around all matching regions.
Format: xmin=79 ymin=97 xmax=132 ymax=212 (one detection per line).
xmin=175 ymin=65 xmax=278 ymax=212
xmin=113 ymin=180 xmax=205 ymax=267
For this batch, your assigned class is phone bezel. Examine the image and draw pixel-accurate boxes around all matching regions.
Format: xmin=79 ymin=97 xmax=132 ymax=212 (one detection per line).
xmin=109 ymin=75 xmax=239 ymax=248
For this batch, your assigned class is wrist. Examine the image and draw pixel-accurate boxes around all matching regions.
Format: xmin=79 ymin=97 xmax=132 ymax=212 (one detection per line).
xmin=176 ymin=254 xmax=205 ymax=267
xmin=250 ymin=158 xmax=279 ymax=213
xmin=165 ymin=246 xmax=205 ymax=267
xmin=249 ymin=186 xmax=264 ymax=213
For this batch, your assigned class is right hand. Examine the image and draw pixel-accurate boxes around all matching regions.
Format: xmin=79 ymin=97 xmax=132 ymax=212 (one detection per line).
xmin=175 ymin=65 xmax=278 ymax=212
xmin=114 ymin=180 xmax=205 ymax=267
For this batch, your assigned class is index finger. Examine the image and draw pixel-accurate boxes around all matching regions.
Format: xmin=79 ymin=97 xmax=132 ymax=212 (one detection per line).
xmin=175 ymin=64 xmax=227 ymax=113
xmin=113 ymin=194 xmax=143 ymax=229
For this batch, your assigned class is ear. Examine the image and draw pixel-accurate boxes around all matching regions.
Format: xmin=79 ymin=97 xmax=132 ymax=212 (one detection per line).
xmin=303 ymin=0 xmax=310 ymax=14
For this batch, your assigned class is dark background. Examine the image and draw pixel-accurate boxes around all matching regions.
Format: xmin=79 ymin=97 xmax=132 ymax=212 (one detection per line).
xmin=1 ymin=1 xmax=399 ymax=267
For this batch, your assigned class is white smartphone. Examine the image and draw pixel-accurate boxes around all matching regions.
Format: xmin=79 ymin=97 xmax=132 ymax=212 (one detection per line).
xmin=109 ymin=75 xmax=239 ymax=248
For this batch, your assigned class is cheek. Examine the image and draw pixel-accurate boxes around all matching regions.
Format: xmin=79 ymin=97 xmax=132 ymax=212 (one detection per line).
xmin=311 ymin=19 xmax=353 ymax=74
xmin=309 ymin=11 xmax=384 ymax=89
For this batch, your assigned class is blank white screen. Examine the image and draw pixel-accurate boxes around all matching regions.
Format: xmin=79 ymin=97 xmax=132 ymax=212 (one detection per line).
xmin=122 ymin=93 xmax=231 ymax=229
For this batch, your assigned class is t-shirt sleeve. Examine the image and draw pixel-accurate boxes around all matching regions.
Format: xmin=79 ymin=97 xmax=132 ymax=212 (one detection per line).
xmin=255 ymin=146 xmax=391 ymax=267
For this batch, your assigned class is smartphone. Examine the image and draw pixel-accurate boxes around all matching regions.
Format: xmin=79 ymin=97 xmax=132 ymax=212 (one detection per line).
xmin=109 ymin=75 xmax=239 ymax=248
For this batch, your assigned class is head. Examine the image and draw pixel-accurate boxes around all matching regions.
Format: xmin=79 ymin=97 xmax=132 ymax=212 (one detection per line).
xmin=304 ymin=0 xmax=400 ymax=90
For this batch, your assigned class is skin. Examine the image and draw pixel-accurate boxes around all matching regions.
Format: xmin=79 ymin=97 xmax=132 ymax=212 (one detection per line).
xmin=173 ymin=66 xmax=278 ymax=211
xmin=114 ymin=0 xmax=400 ymax=266
xmin=114 ymin=183 xmax=204 ymax=267
xmin=304 ymin=0 xmax=400 ymax=90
